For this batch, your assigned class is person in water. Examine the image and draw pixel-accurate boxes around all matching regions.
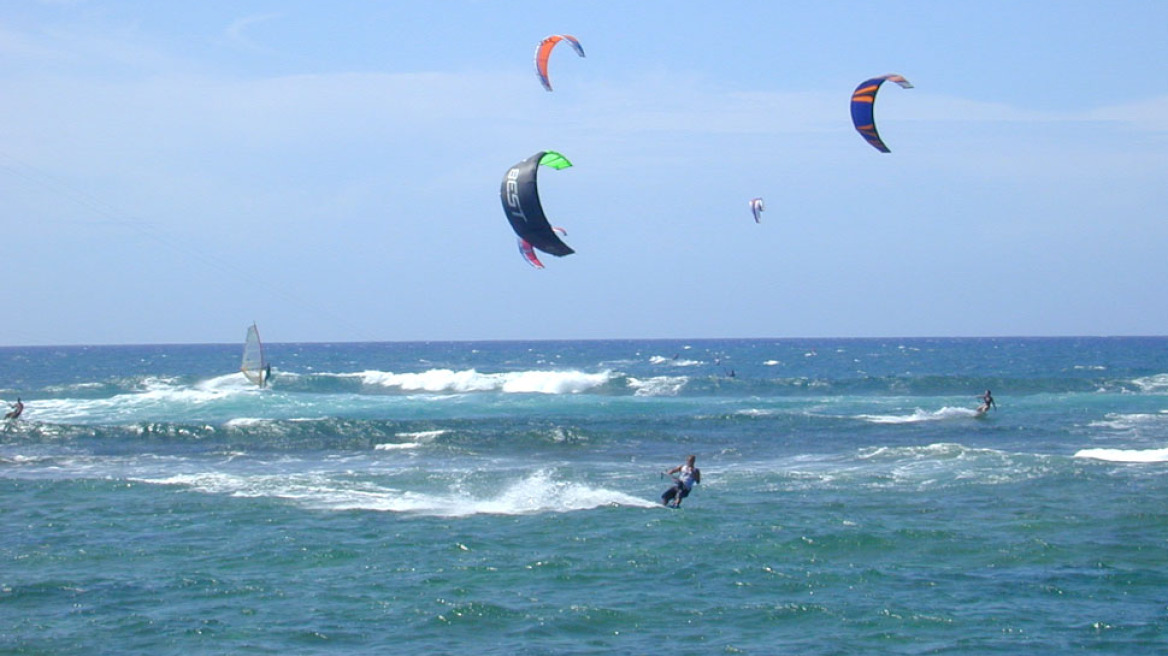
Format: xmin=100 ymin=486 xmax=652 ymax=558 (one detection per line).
xmin=5 ymin=397 xmax=23 ymax=420
xmin=661 ymin=455 xmax=701 ymax=508
xmin=977 ymin=390 xmax=996 ymax=413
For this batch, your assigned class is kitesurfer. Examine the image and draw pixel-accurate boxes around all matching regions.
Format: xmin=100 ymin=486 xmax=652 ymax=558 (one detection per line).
xmin=977 ymin=390 xmax=996 ymax=414
xmin=5 ymin=397 xmax=23 ymax=421
xmin=661 ymin=455 xmax=701 ymax=508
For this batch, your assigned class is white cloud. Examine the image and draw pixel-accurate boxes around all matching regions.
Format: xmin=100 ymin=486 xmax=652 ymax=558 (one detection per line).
xmin=1086 ymin=96 xmax=1168 ymax=131
xmin=223 ymin=13 xmax=282 ymax=55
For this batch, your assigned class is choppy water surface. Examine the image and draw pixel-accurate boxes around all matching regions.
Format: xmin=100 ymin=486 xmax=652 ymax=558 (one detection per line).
xmin=3 ymin=338 xmax=1167 ymax=653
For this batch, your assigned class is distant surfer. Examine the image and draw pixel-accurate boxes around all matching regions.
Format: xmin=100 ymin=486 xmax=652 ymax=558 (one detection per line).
xmin=5 ymin=397 xmax=23 ymax=421
xmin=262 ymin=364 xmax=273 ymax=387
xmin=977 ymin=390 xmax=996 ymax=414
xmin=661 ymin=454 xmax=701 ymax=508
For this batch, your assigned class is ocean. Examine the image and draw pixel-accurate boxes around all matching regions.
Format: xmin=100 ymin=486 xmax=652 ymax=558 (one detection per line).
xmin=2 ymin=337 xmax=1167 ymax=654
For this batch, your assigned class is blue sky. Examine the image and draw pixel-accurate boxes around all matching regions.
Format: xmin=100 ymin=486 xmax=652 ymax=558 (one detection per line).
xmin=0 ymin=1 xmax=1165 ymax=345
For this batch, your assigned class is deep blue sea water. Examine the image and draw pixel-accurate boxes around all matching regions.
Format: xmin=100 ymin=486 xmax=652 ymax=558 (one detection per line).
xmin=2 ymin=337 xmax=1168 ymax=654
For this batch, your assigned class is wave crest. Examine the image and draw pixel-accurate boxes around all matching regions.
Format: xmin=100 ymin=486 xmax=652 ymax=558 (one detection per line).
xmin=628 ymin=376 xmax=689 ymax=397
xmin=1074 ymin=447 xmax=1168 ymax=463
xmin=855 ymin=406 xmax=980 ymax=424
xmin=353 ymin=368 xmax=612 ymax=394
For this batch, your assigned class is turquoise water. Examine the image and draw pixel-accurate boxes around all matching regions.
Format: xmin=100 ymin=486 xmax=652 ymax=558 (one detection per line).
xmin=3 ymin=338 xmax=1168 ymax=653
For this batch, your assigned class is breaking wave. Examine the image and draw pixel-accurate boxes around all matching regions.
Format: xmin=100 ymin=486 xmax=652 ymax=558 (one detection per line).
xmin=348 ymin=368 xmax=614 ymax=394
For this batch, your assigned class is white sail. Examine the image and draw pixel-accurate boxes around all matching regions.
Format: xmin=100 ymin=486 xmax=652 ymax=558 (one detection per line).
xmin=241 ymin=323 xmax=268 ymax=387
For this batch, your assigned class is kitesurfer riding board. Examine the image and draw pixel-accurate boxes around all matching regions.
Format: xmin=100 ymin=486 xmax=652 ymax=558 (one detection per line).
xmin=660 ymin=455 xmax=700 ymax=508
xmin=975 ymin=390 xmax=996 ymax=417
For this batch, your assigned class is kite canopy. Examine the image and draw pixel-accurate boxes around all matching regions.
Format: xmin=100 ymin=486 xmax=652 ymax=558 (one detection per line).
xmin=535 ymin=34 xmax=585 ymax=91
xmin=850 ymin=74 xmax=913 ymax=153
xmin=750 ymin=197 xmax=765 ymax=223
xmin=501 ymin=151 xmax=575 ymax=260
xmin=518 ymin=227 xmax=568 ymax=269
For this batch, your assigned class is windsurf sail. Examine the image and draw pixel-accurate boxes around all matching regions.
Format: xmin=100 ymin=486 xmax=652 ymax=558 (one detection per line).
xmin=241 ymin=322 xmax=268 ymax=388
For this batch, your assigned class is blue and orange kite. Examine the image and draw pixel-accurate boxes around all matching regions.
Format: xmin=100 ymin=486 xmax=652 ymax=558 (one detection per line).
xmin=850 ymin=74 xmax=913 ymax=153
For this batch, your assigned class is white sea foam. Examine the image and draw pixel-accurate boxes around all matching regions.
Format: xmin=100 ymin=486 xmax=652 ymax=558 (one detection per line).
xmin=441 ymin=470 xmax=658 ymax=517
xmin=856 ymin=406 xmax=980 ymax=424
xmin=351 ymin=368 xmax=611 ymax=394
xmin=649 ymin=355 xmax=703 ymax=367
xmin=396 ymin=429 xmax=448 ymax=441
xmin=23 ymin=369 xmax=283 ymax=424
xmin=374 ymin=429 xmax=448 ymax=450
xmin=501 ymin=370 xmax=610 ymax=394
xmin=141 ymin=472 xmax=256 ymax=495
xmin=1088 ymin=412 xmax=1168 ymax=432
xmin=138 ymin=468 xmax=657 ymax=517
xmin=193 ymin=373 xmax=258 ymax=392
xmin=373 ymin=442 xmax=423 ymax=451
xmin=627 ymin=375 xmax=688 ymax=397
xmin=847 ymin=443 xmax=1042 ymax=489
xmin=736 ymin=408 xmax=777 ymax=417
xmin=139 ymin=376 xmax=185 ymax=391
xmin=224 ymin=417 xmax=267 ymax=428
xmin=1130 ymin=374 xmax=1168 ymax=393
xmin=29 ymin=386 xmax=232 ymax=423
xmin=859 ymin=443 xmax=989 ymax=461
xmin=43 ymin=382 xmax=104 ymax=393
xmin=1074 ymin=447 xmax=1168 ymax=463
